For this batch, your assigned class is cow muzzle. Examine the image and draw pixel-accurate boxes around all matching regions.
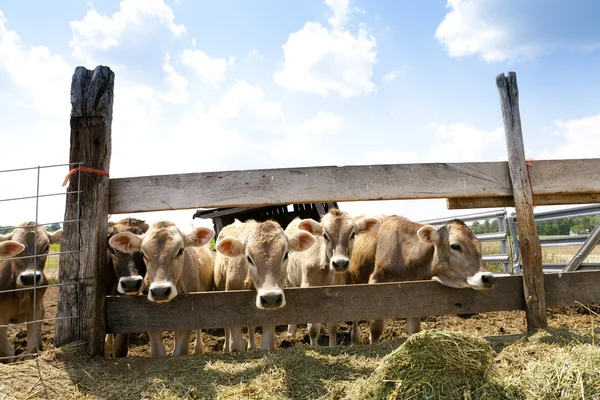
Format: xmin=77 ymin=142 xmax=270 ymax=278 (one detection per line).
xmin=148 ymin=282 xmax=177 ymax=302
xmin=17 ymin=271 xmax=43 ymax=288
xmin=330 ymin=256 xmax=350 ymax=272
xmin=118 ymin=275 xmax=144 ymax=295
xmin=467 ymin=271 xmax=496 ymax=290
xmin=256 ymin=289 xmax=285 ymax=310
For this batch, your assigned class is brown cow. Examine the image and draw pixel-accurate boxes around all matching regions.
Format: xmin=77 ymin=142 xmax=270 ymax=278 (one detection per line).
xmin=214 ymin=219 xmax=315 ymax=352
xmin=0 ymin=223 xmax=62 ymax=363
xmin=104 ymin=218 xmax=149 ymax=358
xmin=348 ymin=215 xmax=495 ymax=344
xmin=285 ymin=209 xmax=380 ymax=347
xmin=109 ymin=221 xmax=214 ymax=357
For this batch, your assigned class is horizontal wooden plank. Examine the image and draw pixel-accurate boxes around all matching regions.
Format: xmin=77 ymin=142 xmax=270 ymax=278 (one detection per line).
xmin=105 ymin=276 xmax=523 ymax=333
xmin=447 ymin=193 xmax=600 ymax=209
xmin=109 ymin=159 xmax=600 ymax=213
xmin=105 ymin=271 xmax=600 ymax=334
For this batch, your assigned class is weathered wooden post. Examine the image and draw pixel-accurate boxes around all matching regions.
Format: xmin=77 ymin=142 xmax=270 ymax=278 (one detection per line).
xmin=496 ymin=71 xmax=547 ymax=330
xmin=56 ymin=66 xmax=114 ymax=355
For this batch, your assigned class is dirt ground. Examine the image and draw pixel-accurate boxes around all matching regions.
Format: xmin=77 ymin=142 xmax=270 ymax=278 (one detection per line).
xmin=8 ymin=286 xmax=600 ymax=359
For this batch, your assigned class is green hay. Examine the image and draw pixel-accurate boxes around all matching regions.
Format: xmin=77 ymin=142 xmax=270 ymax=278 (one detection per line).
xmin=351 ymin=330 xmax=510 ymax=400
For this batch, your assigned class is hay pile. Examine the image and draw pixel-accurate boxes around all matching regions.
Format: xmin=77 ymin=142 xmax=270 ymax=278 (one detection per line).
xmin=350 ymin=330 xmax=508 ymax=399
xmin=499 ymin=328 xmax=600 ymax=400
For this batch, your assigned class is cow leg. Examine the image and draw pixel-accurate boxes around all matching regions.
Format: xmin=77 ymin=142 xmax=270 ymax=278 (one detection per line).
xmin=369 ymin=319 xmax=385 ymax=344
xmin=224 ymin=328 xmax=230 ymax=353
xmin=351 ymin=321 xmax=361 ymax=345
xmin=194 ymin=329 xmax=205 ymax=354
xmin=104 ymin=334 xmax=114 ymax=358
xmin=308 ymin=322 xmax=322 ymax=348
xmin=287 ymin=324 xmax=297 ymax=338
xmin=260 ymin=325 xmax=276 ymax=351
xmin=26 ymin=320 xmax=43 ymax=354
xmin=407 ymin=317 xmax=421 ymax=335
xmin=0 ymin=327 xmax=15 ymax=364
xmin=173 ymin=330 xmax=192 ymax=356
xmin=113 ymin=333 xmax=129 ymax=358
xmin=148 ymin=331 xmax=167 ymax=357
xmin=327 ymin=321 xmax=338 ymax=347
xmin=229 ymin=327 xmax=246 ymax=352
xmin=247 ymin=326 xmax=257 ymax=352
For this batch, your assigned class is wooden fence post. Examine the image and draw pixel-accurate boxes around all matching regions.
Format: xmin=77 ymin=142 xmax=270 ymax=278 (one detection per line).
xmin=496 ymin=71 xmax=548 ymax=331
xmin=56 ymin=66 xmax=114 ymax=355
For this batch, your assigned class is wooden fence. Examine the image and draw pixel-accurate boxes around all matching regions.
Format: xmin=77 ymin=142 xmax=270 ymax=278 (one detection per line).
xmin=56 ymin=66 xmax=600 ymax=356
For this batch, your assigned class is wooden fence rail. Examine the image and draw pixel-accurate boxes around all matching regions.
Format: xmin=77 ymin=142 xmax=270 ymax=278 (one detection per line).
xmin=56 ymin=66 xmax=600 ymax=356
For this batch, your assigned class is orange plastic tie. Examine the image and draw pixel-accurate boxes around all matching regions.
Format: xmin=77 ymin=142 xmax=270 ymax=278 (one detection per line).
xmin=62 ymin=166 xmax=109 ymax=187
xmin=525 ymin=159 xmax=536 ymax=207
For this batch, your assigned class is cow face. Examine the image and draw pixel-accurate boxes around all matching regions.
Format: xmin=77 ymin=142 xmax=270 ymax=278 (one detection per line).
xmin=109 ymin=221 xmax=214 ymax=303
xmin=418 ymin=219 xmax=495 ymax=290
xmin=0 ymin=222 xmax=62 ymax=288
xmin=217 ymin=221 xmax=315 ymax=310
xmin=299 ymin=210 xmax=381 ymax=273
xmin=107 ymin=219 xmax=149 ymax=295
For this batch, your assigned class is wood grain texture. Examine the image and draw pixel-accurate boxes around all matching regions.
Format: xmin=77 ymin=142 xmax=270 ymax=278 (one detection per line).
xmin=447 ymin=193 xmax=600 ymax=209
xmin=497 ymin=72 xmax=547 ymax=331
xmin=105 ymin=271 xmax=600 ymax=333
xmin=56 ymin=66 xmax=114 ymax=356
xmin=109 ymin=159 xmax=600 ymax=214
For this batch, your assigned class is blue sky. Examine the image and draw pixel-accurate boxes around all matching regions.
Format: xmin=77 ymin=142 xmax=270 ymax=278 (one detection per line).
xmin=1 ymin=0 xmax=600 ymax=228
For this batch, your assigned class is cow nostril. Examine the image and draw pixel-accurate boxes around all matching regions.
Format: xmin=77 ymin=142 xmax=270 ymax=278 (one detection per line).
xmin=134 ymin=280 xmax=142 ymax=289
xmin=482 ymin=274 xmax=495 ymax=286
xmin=275 ymin=294 xmax=282 ymax=306
xmin=164 ymin=287 xmax=171 ymax=297
xmin=482 ymin=275 xmax=489 ymax=283
xmin=121 ymin=281 xmax=127 ymax=289
xmin=260 ymin=296 xmax=268 ymax=306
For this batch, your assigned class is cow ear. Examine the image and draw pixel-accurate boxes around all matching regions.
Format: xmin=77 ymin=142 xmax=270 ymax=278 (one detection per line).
xmin=109 ymin=232 xmax=143 ymax=253
xmin=216 ymin=237 xmax=245 ymax=257
xmin=298 ymin=219 xmax=322 ymax=236
xmin=0 ymin=241 xmax=25 ymax=257
xmin=355 ymin=217 xmax=381 ymax=234
xmin=185 ymin=227 xmax=214 ymax=247
xmin=48 ymin=229 xmax=63 ymax=244
xmin=287 ymin=231 xmax=316 ymax=252
xmin=417 ymin=225 xmax=439 ymax=244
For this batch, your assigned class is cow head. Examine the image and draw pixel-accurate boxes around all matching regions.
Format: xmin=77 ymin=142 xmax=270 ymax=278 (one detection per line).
xmin=217 ymin=220 xmax=315 ymax=310
xmin=298 ymin=209 xmax=380 ymax=273
xmin=107 ymin=218 xmax=150 ymax=295
xmin=417 ymin=219 xmax=495 ymax=290
xmin=0 ymin=222 xmax=62 ymax=288
xmin=109 ymin=221 xmax=214 ymax=303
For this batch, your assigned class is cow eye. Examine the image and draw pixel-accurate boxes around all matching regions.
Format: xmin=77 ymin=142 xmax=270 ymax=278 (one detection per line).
xmin=246 ymin=255 xmax=253 ymax=265
xmin=177 ymin=248 xmax=184 ymax=257
xmin=450 ymin=244 xmax=462 ymax=252
xmin=283 ymin=252 xmax=289 ymax=261
xmin=350 ymin=232 xmax=356 ymax=240
xmin=108 ymin=246 xmax=116 ymax=254
xmin=323 ymin=233 xmax=330 ymax=242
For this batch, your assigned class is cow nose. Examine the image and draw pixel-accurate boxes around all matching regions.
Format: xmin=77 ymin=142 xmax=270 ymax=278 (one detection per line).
xmin=20 ymin=272 xmax=42 ymax=287
xmin=260 ymin=293 xmax=283 ymax=309
xmin=120 ymin=277 xmax=143 ymax=294
xmin=331 ymin=258 xmax=349 ymax=272
xmin=150 ymin=286 xmax=171 ymax=301
xmin=481 ymin=273 xmax=495 ymax=288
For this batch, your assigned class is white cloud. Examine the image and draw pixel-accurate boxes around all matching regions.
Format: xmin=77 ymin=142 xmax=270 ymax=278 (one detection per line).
xmin=325 ymin=0 xmax=351 ymax=31
xmin=247 ymin=49 xmax=264 ymax=60
xmin=538 ymin=113 xmax=600 ymax=159
xmin=0 ymin=10 xmax=72 ymax=118
xmin=435 ymin=0 xmax=600 ymax=62
xmin=182 ymin=49 xmax=234 ymax=88
xmin=160 ymin=54 xmax=188 ymax=103
xmin=294 ymin=112 xmax=343 ymax=136
xmin=426 ymin=122 xmax=505 ymax=162
xmin=381 ymin=71 xmax=396 ymax=83
xmin=70 ymin=0 xmax=185 ymax=65
xmin=273 ymin=0 xmax=377 ymax=98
